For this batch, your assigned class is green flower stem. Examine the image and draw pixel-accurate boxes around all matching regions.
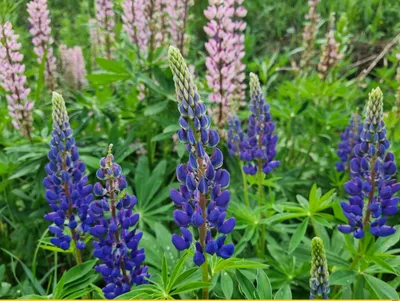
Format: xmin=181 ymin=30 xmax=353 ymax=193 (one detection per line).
xmin=239 ymin=161 xmax=249 ymax=207
xmin=257 ymin=159 xmax=265 ymax=257
xmin=199 ymin=193 xmax=209 ymax=299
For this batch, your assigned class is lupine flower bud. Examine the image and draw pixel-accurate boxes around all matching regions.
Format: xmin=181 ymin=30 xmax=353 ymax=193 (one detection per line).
xmin=339 ymin=88 xmax=399 ymax=238
xmin=59 ymin=45 xmax=87 ymax=90
xmin=318 ymin=13 xmax=343 ymax=80
xmin=336 ymin=114 xmax=362 ymax=172
xmin=89 ymin=145 xmax=149 ymax=299
xmin=300 ymin=0 xmax=320 ymax=68
xmin=310 ymin=237 xmax=329 ymax=299
xmin=27 ymin=0 xmax=57 ymax=89
xmin=227 ymin=113 xmax=245 ymax=157
xmin=0 ymin=21 xmax=33 ymax=138
xmin=43 ymin=92 xmax=92 ymax=251
xmin=204 ymin=0 xmax=247 ymax=128
xmin=168 ymin=46 xmax=235 ymax=266
xmin=95 ymin=0 xmax=115 ymax=59
xmin=241 ymin=73 xmax=279 ymax=175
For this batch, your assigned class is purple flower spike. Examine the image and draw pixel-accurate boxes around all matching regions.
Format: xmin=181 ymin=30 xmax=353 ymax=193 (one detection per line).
xmin=89 ymin=145 xmax=149 ymax=299
xmin=43 ymin=93 xmax=92 ymax=252
xmin=336 ymin=114 xmax=362 ymax=172
xmin=169 ymin=46 xmax=235 ymax=266
xmin=241 ymin=73 xmax=279 ymax=175
xmin=338 ymin=88 xmax=399 ymax=238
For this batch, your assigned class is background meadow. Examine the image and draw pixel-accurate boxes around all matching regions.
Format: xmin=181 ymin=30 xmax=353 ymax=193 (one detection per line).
xmin=0 ymin=0 xmax=400 ymax=299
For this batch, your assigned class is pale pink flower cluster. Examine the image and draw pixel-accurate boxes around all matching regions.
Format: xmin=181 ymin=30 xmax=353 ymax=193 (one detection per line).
xmin=204 ymin=0 xmax=247 ymax=128
xmin=27 ymin=0 xmax=57 ymax=90
xmin=166 ymin=0 xmax=192 ymax=54
xmin=121 ymin=0 xmax=150 ymax=55
xmin=89 ymin=18 xmax=101 ymax=67
xmin=95 ymin=0 xmax=115 ymax=59
xmin=0 ymin=22 xmax=33 ymax=138
xmin=121 ymin=0 xmax=184 ymax=58
xmin=300 ymin=0 xmax=320 ymax=68
xmin=60 ymin=45 xmax=87 ymax=90
xmin=317 ymin=15 xmax=343 ymax=80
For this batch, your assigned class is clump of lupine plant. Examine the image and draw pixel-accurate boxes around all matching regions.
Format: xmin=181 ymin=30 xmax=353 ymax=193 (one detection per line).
xmin=0 ymin=21 xmax=34 ymax=140
xmin=168 ymin=46 xmax=235 ymax=299
xmin=89 ymin=144 xmax=149 ymax=299
xmin=317 ymin=13 xmax=343 ymax=80
xmin=309 ymin=237 xmax=330 ymax=299
xmin=95 ymin=0 xmax=115 ymax=59
xmin=240 ymin=72 xmax=279 ymax=255
xmin=338 ymin=87 xmax=400 ymax=238
xmin=204 ymin=0 xmax=247 ymax=129
xmin=336 ymin=113 xmax=362 ymax=172
xmin=43 ymin=92 xmax=93 ymax=262
xmin=300 ymin=0 xmax=320 ymax=68
xmin=59 ymin=45 xmax=87 ymax=90
xmin=27 ymin=0 xmax=57 ymax=90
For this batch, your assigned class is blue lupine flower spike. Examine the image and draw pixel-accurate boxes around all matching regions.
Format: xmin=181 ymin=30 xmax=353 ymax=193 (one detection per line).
xmin=336 ymin=113 xmax=362 ymax=172
xmin=338 ymin=87 xmax=400 ymax=238
xmin=43 ymin=92 xmax=93 ymax=256
xmin=310 ymin=237 xmax=330 ymax=300
xmin=89 ymin=144 xmax=149 ymax=299
xmin=168 ymin=46 xmax=236 ymax=266
xmin=227 ymin=113 xmax=245 ymax=158
xmin=241 ymin=73 xmax=279 ymax=175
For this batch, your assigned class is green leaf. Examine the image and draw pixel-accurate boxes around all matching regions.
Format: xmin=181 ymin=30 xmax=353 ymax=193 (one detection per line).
xmin=96 ymin=58 xmax=129 ymax=74
xmin=308 ymin=184 xmax=318 ymax=212
xmin=364 ymin=274 xmax=399 ymax=299
xmin=220 ymin=272 xmax=233 ymax=299
xmin=237 ymin=270 xmax=256 ymax=299
xmin=329 ymin=270 xmax=357 ymax=285
xmin=87 ymin=73 xmax=130 ymax=85
xmin=161 ymin=255 xmax=168 ymax=287
xmin=64 ymin=260 xmax=97 ymax=284
xmin=18 ymin=295 xmax=48 ymax=300
xmin=265 ymin=212 xmax=308 ymax=224
xmin=53 ymin=273 xmax=66 ymax=299
xmin=213 ymin=258 xmax=268 ymax=274
xmin=167 ymin=252 xmax=189 ymax=291
xmin=368 ymin=256 xmax=399 ymax=276
xmin=171 ymin=281 xmax=211 ymax=295
xmin=374 ymin=225 xmax=400 ymax=253
xmin=151 ymin=132 xmax=173 ymax=142
xmin=256 ymin=269 xmax=272 ymax=299
xmin=288 ymin=217 xmax=309 ymax=253
xmin=171 ymin=268 xmax=199 ymax=290
xmin=144 ymin=101 xmax=169 ymax=116
xmin=274 ymin=284 xmax=292 ymax=300
xmin=0 ymin=265 xmax=5 ymax=281
xmin=296 ymin=194 xmax=309 ymax=209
